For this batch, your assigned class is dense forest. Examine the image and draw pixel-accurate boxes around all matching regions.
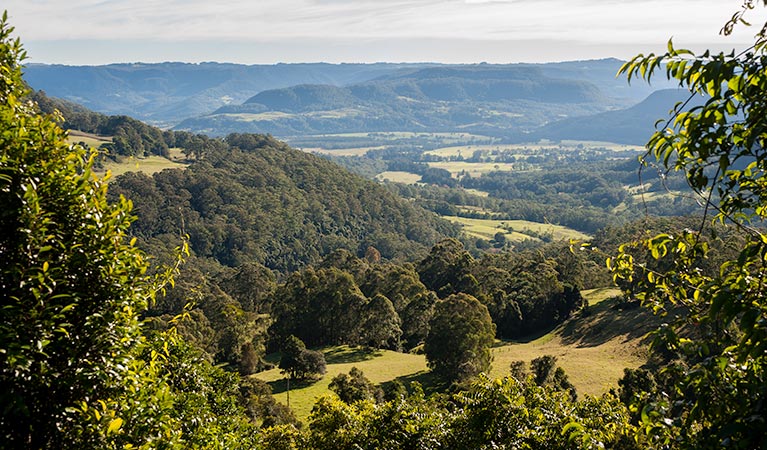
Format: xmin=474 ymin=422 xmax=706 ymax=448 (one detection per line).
xmin=4 ymin=2 xmax=767 ymax=449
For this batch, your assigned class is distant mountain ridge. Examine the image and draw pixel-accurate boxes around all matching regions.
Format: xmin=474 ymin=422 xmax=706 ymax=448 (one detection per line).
xmin=175 ymin=61 xmax=656 ymax=137
xmin=23 ymin=62 xmax=436 ymax=126
xmin=24 ymin=59 xmax=678 ymax=141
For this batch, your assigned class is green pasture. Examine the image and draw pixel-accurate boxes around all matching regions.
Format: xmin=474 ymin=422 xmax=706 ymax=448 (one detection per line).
xmin=559 ymin=140 xmax=645 ymax=152
xmin=304 ymin=146 xmax=385 ymax=156
xmin=375 ymin=171 xmax=423 ymax=184
xmin=254 ymin=347 xmax=430 ymax=422
xmin=66 ymin=130 xmax=112 ymax=148
xmin=427 ymin=161 xmax=517 ymax=177
xmin=442 ymin=215 xmax=590 ymax=242
xmin=425 ymin=140 xmax=644 ymax=159
xmin=99 ymin=155 xmax=188 ymax=178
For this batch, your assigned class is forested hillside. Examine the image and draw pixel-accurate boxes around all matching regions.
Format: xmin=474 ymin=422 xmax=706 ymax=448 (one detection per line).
xmin=110 ymin=133 xmax=458 ymax=272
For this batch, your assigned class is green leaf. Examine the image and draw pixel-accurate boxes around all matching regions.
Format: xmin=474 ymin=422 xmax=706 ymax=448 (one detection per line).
xmin=107 ymin=417 xmax=123 ymax=435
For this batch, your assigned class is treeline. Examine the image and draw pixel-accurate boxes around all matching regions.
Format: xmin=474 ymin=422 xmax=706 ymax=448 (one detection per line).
xmin=141 ymin=232 xmax=604 ymax=380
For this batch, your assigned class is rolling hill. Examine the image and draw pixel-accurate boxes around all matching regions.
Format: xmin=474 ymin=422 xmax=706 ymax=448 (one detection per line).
xmin=174 ymin=63 xmax=629 ymax=137
xmin=23 ymin=62 xmax=435 ymax=126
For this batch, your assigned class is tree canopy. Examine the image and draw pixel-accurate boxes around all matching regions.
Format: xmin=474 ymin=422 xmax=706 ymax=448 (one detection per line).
xmin=424 ymin=293 xmax=496 ymax=383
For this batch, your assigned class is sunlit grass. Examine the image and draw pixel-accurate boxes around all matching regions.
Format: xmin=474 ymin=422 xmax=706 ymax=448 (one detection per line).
xmin=375 ymin=171 xmax=422 ymax=184
xmin=442 ymin=215 xmax=591 ymax=242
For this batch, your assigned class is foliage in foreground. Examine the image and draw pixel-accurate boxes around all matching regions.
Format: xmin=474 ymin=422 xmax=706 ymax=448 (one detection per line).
xmin=270 ymin=375 xmax=639 ymax=450
xmin=610 ymin=1 xmax=767 ymax=447
xmin=0 ymin=14 xmax=258 ymax=448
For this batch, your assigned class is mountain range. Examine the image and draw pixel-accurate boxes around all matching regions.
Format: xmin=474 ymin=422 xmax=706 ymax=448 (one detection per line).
xmin=24 ymin=59 xmax=679 ymax=143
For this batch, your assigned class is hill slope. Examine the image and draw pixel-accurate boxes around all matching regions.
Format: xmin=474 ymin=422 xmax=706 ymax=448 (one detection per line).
xmin=109 ymin=133 xmax=459 ymax=272
xmin=534 ymin=89 xmax=703 ymax=144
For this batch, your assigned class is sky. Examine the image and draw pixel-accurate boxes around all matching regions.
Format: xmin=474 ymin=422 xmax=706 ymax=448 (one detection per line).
xmin=5 ymin=0 xmax=767 ymax=65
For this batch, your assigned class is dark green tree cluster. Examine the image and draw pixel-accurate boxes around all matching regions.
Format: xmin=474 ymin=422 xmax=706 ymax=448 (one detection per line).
xmin=279 ymin=335 xmax=327 ymax=381
xmin=269 ymin=254 xmax=429 ymax=351
xmin=418 ymin=238 xmax=587 ymax=339
xmin=328 ymin=367 xmax=383 ymax=404
xmin=424 ymin=293 xmax=495 ymax=383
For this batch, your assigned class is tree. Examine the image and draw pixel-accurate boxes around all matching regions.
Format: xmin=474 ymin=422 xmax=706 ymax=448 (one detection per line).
xmin=279 ymin=335 xmax=326 ymax=381
xmin=610 ymin=3 xmax=767 ymax=447
xmin=328 ymin=367 xmax=383 ymax=404
xmin=530 ymin=355 xmax=576 ymax=401
xmin=417 ymin=238 xmax=475 ymax=297
xmin=0 ymin=14 xmax=183 ymax=447
xmin=358 ymin=293 xmax=402 ymax=350
xmin=424 ymin=293 xmax=495 ymax=383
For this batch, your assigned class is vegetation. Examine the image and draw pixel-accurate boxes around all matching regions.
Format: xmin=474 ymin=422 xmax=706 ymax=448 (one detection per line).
xmin=7 ymin=0 xmax=767 ymax=447
xmin=279 ymin=335 xmax=327 ymax=381
xmin=607 ymin=2 xmax=767 ymax=447
xmin=0 ymin=15 xmax=259 ymax=448
xmin=424 ymin=293 xmax=496 ymax=384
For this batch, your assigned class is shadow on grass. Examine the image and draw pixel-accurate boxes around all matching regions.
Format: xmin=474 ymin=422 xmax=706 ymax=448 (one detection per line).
xmin=323 ymin=346 xmax=383 ymax=364
xmin=268 ymin=376 xmax=324 ymax=395
xmin=381 ymin=370 xmax=446 ymax=396
xmin=558 ymin=296 xmax=659 ymax=348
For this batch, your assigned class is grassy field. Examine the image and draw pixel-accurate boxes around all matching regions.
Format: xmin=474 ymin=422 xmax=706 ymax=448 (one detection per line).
xmin=252 ymin=287 xmax=652 ymax=422
xmin=427 ymin=161 xmax=517 ymax=177
xmin=425 ymin=141 xmax=644 ymax=159
xmin=99 ymin=155 xmax=188 ymax=178
xmin=442 ymin=215 xmax=591 ymax=243
xmin=67 ymin=130 xmax=112 ymax=148
xmin=304 ymin=146 xmax=386 ymax=156
xmin=375 ymin=171 xmax=423 ymax=184
xmin=255 ymin=347 xmax=430 ymax=421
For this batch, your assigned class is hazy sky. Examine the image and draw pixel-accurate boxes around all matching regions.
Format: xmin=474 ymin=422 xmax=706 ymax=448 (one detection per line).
xmin=5 ymin=0 xmax=766 ymax=65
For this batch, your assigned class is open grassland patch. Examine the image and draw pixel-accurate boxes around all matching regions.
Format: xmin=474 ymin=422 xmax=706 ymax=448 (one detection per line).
xmin=99 ymin=155 xmax=188 ymax=178
xmin=489 ymin=292 xmax=652 ymax=397
xmin=427 ymin=161 xmax=517 ymax=177
xmin=304 ymin=146 xmax=386 ymax=156
xmin=255 ymin=347 xmax=429 ymax=421
xmin=559 ymin=140 xmax=645 ymax=152
xmin=425 ymin=140 xmax=644 ymax=159
xmin=375 ymin=171 xmax=423 ymax=184
xmin=463 ymin=188 xmax=489 ymax=197
xmin=66 ymin=130 xmax=112 ymax=148
xmin=442 ymin=216 xmax=590 ymax=242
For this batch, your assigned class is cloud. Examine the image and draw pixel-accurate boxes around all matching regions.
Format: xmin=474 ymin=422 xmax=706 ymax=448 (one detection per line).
xmin=6 ymin=0 xmax=765 ymax=63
